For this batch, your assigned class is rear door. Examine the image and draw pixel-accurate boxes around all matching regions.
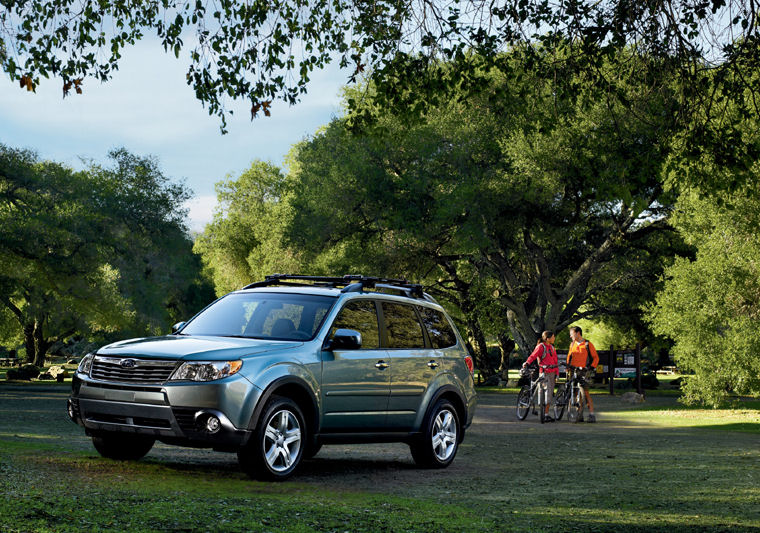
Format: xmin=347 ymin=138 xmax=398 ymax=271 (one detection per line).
xmin=320 ymin=299 xmax=390 ymax=431
xmin=381 ymin=301 xmax=439 ymax=429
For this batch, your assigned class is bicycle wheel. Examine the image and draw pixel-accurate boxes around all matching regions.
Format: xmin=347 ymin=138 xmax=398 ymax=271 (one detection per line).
xmin=538 ymin=383 xmax=546 ymax=424
xmin=516 ymin=386 xmax=531 ymax=420
xmin=553 ymin=384 xmax=568 ymax=421
xmin=567 ymin=385 xmax=584 ymax=423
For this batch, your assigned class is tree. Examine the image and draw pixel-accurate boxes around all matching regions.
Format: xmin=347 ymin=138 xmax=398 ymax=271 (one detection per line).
xmin=190 ymin=49 xmax=682 ymax=373
xmin=0 ymin=145 xmax=211 ymax=365
xmin=282 ymin=49 xmax=684 ymax=358
xmin=193 ymin=160 xmax=300 ymax=296
xmin=648 ymin=179 xmax=760 ymax=406
xmin=2 ymin=1 xmax=758 ymax=140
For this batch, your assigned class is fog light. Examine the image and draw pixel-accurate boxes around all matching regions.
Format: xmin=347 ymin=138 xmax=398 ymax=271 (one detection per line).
xmin=67 ymin=399 xmax=76 ymax=422
xmin=205 ymin=415 xmax=221 ymax=434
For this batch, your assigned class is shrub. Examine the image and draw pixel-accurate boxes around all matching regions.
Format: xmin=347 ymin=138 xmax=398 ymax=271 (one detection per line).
xmin=6 ymin=364 xmax=41 ymax=381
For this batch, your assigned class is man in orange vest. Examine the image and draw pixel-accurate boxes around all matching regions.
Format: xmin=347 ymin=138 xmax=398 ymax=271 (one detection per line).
xmin=567 ymin=326 xmax=599 ymax=422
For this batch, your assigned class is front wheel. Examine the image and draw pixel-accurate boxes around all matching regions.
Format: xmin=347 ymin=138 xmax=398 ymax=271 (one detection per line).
xmin=516 ymin=386 xmax=531 ymax=420
xmin=92 ymin=432 xmax=154 ymax=460
xmin=410 ymin=399 xmax=460 ymax=468
xmin=538 ymin=385 xmax=546 ymax=424
xmin=238 ymin=396 xmax=306 ymax=481
xmin=567 ymin=386 xmax=585 ymax=423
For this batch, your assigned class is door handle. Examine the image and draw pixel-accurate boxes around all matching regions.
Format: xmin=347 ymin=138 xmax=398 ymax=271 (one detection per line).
xmin=427 ymin=360 xmax=439 ymax=369
xmin=375 ymin=360 xmax=389 ymax=370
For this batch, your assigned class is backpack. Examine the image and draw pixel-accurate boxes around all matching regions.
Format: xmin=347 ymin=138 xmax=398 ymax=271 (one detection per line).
xmin=574 ymin=340 xmax=593 ymax=367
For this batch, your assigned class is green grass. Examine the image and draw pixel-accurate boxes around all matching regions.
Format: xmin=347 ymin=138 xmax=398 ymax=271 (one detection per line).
xmin=1 ymin=386 xmax=759 ymax=532
xmin=608 ymin=400 xmax=760 ymax=434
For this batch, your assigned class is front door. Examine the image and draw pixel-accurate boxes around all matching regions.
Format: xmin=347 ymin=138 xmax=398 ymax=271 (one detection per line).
xmin=320 ymin=299 xmax=390 ymax=431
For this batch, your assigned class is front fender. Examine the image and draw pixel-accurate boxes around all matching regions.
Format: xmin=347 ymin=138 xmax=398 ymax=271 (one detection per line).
xmin=244 ymin=363 xmax=321 ymax=434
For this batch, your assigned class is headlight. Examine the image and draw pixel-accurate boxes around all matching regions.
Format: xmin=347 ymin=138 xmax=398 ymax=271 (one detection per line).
xmin=77 ymin=353 xmax=94 ymax=375
xmin=169 ymin=361 xmax=243 ymax=382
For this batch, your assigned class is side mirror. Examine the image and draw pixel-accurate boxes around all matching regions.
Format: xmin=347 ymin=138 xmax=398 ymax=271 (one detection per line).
xmin=172 ymin=321 xmax=186 ymax=334
xmin=324 ymin=329 xmax=362 ymax=351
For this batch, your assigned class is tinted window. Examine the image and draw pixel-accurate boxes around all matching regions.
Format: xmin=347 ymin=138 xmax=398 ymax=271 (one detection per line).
xmin=418 ymin=307 xmax=457 ymax=349
xmin=381 ymin=302 xmax=426 ymax=349
xmin=329 ymin=300 xmax=380 ymax=349
xmin=180 ymin=293 xmax=335 ymax=340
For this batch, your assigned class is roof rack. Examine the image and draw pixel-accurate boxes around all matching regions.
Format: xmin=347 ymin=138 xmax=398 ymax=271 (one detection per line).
xmin=242 ymin=274 xmax=436 ymax=302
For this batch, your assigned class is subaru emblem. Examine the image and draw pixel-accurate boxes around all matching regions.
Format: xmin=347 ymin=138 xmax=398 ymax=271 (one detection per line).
xmin=120 ymin=359 xmax=136 ymax=368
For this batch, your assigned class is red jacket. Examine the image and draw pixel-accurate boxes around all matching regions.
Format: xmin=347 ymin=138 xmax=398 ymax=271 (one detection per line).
xmin=526 ymin=342 xmax=559 ymax=375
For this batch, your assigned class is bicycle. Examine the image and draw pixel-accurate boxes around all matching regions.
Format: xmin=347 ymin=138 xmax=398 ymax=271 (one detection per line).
xmin=516 ymin=365 xmax=557 ymax=423
xmin=554 ymin=366 xmax=588 ymax=422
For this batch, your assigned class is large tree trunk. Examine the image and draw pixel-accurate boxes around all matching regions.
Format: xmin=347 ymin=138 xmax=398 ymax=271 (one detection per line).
xmin=32 ymin=319 xmax=50 ymax=367
xmin=466 ymin=318 xmax=492 ymax=378
xmin=23 ymin=322 xmax=36 ymax=364
xmin=22 ymin=318 xmax=51 ymax=366
xmin=497 ymin=333 xmax=514 ymax=372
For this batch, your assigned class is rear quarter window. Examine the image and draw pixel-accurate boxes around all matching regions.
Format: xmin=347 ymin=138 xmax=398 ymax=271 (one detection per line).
xmin=418 ymin=306 xmax=458 ymax=349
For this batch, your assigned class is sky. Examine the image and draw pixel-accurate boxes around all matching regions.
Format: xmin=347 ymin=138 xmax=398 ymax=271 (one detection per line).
xmin=0 ymin=40 xmax=348 ymax=232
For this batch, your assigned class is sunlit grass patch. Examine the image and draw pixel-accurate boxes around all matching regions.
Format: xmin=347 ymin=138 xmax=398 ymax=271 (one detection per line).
xmin=608 ymin=405 xmax=760 ymax=433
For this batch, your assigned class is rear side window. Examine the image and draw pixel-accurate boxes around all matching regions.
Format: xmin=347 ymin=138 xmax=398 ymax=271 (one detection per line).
xmin=418 ymin=307 xmax=458 ymax=349
xmin=381 ymin=302 xmax=426 ymax=349
xmin=329 ymin=300 xmax=380 ymax=349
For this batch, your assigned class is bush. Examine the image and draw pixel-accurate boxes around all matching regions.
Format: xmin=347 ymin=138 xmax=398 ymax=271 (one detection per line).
xmin=625 ymin=373 xmax=660 ymax=389
xmin=641 ymin=373 xmax=659 ymax=389
xmin=6 ymin=364 xmax=41 ymax=381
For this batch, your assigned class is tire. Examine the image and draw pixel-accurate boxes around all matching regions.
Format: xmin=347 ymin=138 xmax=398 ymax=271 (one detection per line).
xmin=92 ymin=432 xmax=154 ymax=460
xmin=238 ymin=396 xmax=306 ymax=481
xmin=554 ymin=384 xmax=568 ymax=421
xmin=538 ymin=385 xmax=545 ymax=424
xmin=516 ymin=386 xmax=531 ymax=420
xmin=568 ymin=386 xmax=585 ymax=423
xmin=410 ymin=399 xmax=460 ymax=468
xmin=303 ymin=442 xmax=322 ymax=460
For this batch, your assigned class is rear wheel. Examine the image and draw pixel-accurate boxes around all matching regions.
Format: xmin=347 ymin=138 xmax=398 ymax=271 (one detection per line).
xmin=238 ymin=396 xmax=306 ymax=481
xmin=516 ymin=386 xmax=531 ymax=420
xmin=92 ymin=432 xmax=154 ymax=460
xmin=554 ymin=384 xmax=568 ymax=421
xmin=410 ymin=399 xmax=460 ymax=468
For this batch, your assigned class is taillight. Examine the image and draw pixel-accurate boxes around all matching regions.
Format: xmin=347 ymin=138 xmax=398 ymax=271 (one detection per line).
xmin=464 ymin=355 xmax=474 ymax=375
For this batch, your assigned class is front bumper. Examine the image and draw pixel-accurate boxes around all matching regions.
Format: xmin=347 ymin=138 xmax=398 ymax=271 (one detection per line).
xmin=69 ymin=373 xmax=262 ymax=448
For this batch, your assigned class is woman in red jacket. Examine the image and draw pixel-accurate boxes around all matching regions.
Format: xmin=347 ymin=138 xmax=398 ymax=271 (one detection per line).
xmin=522 ymin=330 xmax=559 ymax=422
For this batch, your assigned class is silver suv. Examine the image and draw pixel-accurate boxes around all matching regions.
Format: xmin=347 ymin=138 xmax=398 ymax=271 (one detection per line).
xmin=68 ymin=275 xmax=477 ymax=480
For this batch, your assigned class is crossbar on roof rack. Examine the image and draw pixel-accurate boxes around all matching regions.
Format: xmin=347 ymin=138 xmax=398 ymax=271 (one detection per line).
xmin=241 ymin=274 xmax=427 ymax=299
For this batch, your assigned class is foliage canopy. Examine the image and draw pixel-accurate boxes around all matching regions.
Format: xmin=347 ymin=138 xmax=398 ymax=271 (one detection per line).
xmin=2 ymin=0 xmax=758 ymax=140
xmin=197 ymin=49 xmax=684 ymax=373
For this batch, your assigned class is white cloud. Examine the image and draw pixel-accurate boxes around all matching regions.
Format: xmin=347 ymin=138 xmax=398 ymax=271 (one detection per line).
xmin=185 ymin=195 xmax=218 ymax=233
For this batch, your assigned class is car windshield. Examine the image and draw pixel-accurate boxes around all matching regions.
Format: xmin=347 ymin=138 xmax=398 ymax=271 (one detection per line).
xmin=179 ymin=292 xmax=336 ymax=341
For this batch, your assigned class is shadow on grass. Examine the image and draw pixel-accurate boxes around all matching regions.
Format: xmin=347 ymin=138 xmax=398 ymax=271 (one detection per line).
xmin=2 ymin=386 xmax=760 ymax=532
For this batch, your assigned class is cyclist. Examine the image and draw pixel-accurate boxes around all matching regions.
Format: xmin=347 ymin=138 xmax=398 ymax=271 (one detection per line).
xmin=567 ymin=326 xmax=599 ymax=422
xmin=522 ymin=330 xmax=559 ymax=422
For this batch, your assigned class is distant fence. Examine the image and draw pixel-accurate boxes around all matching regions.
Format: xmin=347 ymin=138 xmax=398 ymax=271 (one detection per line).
xmin=555 ymin=344 xmax=642 ymax=395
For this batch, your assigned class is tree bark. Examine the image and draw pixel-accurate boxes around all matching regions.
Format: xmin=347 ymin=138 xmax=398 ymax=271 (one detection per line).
xmin=466 ymin=318 xmax=492 ymax=377
xmin=32 ymin=319 xmax=50 ymax=367
xmin=497 ymin=333 xmax=514 ymax=372
xmin=23 ymin=322 xmax=35 ymax=364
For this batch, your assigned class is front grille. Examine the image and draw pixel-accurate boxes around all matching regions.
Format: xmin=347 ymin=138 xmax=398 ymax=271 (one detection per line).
xmin=90 ymin=356 xmax=177 ymax=384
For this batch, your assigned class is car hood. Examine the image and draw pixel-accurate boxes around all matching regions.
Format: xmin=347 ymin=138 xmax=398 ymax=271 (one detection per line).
xmin=96 ymin=335 xmax=303 ymax=361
